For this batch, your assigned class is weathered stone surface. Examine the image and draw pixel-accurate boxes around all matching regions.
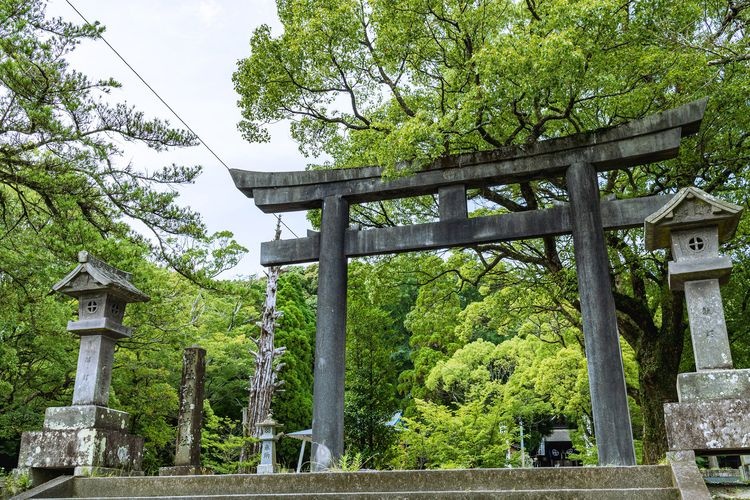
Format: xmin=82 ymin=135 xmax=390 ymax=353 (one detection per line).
xmin=666 ymin=449 xmax=697 ymax=464
xmin=256 ymin=415 xmax=281 ymax=474
xmin=53 ymin=466 xmax=683 ymax=499
xmin=66 ymin=318 xmax=132 ymax=339
xmin=664 ymin=399 xmax=750 ymax=452
xmin=72 ymin=335 xmax=117 ymax=406
xmin=741 ymin=455 xmax=750 ymax=481
xmin=663 ymin=451 xmax=712 ymax=500
xmin=645 ymin=188 xmax=743 ymax=251
xmin=173 ymin=347 xmax=206 ymax=467
xmin=671 ymin=226 xmax=721 ymax=260
xmin=18 ymin=428 xmax=143 ymax=470
xmin=44 ymin=405 xmax=131 ymax=431
xmin=683 ymin=279 xmax=733 ymax=370
xmin=8 ymin=474 xmax=73 ymax=499
xmin=73 ymin=466 xmax=144 ymax=478
xmin=311 ymin=195 xmax=349 ymax=471
xmin=438 ymin=185 xmax=467 ymax=221
xmin=252 ymin=130 xmax=683 ymax=212
xmin=668 ymin=257 xmax=733 ymax=290
xmin=233 ymin=100 xmax=706 ymax=212
xmin=234 ymin=100 xmax=705 ymax=197
xmin=53 ymin=251 xmax=149 ymax=303
xmin=677 ymin=369 xmax=750 ymax=402
xmin=668 ymin=465 xmax=712 ymax=499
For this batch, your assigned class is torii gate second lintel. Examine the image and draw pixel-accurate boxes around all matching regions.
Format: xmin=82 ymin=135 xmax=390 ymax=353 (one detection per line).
xmin=231 ymin=99 xmax=707 ymax=470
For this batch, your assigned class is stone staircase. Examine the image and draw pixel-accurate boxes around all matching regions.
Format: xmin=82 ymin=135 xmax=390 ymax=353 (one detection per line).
xmin=15 ymin=465 xmax=709 ymax=499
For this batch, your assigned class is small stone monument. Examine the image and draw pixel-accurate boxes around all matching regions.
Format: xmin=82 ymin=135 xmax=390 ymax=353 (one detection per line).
xmin=256 ymin=413 xmax=282 ymax=474
xmin=645 ymin=187 xmax=750 ymax=460
xmin=160 ymin=346 xmax=212 ymax=476
xmin=16 ymin=251 xmax=148 ymax=485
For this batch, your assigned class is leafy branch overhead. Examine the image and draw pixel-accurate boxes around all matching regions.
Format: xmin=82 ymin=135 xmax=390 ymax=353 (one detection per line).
xmin=235 ymin=0 xmax=747 ymax=171
xmin=0 ymin=0 xmax=244 ymax=280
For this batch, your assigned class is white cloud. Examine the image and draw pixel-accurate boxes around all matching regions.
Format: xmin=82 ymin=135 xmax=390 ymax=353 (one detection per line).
xmin=197 ymin=0 xmax=222 ymax=25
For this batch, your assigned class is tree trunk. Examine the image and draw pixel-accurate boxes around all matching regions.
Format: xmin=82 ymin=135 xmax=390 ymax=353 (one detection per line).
xmin=635 ymin=288 xmax=686 ymax=464
xmin=240 ymin=218 xmax=286 ymax=471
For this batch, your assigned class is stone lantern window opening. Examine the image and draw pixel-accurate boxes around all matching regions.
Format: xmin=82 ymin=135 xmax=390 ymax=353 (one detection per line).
xmin=79 ymin=293 xmax=107 ymax=320
xmin=107 ymin=299 xmax=126 ymax=323
xmin=76 ymin=292 xmax=127 ymax=323
xmin=669 ymin=226 xmax=720 ymax=262
xmin=688 ymin=236 xmax=704 ymax=252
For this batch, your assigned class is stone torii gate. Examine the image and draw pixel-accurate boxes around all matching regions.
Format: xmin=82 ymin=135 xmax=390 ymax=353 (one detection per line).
xmin=231 ymin=99 xmax=707 ymax=470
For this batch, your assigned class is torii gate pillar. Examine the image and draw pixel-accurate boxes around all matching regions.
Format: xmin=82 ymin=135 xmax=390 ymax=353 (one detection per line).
xmin=567 ymin=162 xmax=636 ymax=465
xmin=311 ymin=195 xmax=349 ymax=471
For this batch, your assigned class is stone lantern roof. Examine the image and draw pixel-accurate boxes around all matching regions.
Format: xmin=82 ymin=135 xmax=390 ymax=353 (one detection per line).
xmin=257 ymin=413 xmax=281 ymax=429
xmin=52 ymin=251 xmax=149 ymax=303
xmin=644 ymin=187 xmax=743 ymax=251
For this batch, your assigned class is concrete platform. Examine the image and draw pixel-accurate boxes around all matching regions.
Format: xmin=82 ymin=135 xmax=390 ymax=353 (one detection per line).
xmin=12 ymin=465 xmax=708 ymax=499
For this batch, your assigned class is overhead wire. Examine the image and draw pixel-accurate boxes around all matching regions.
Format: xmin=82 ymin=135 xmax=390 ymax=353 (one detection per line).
xmin=63 ymin=0 xmax=299 ymax=239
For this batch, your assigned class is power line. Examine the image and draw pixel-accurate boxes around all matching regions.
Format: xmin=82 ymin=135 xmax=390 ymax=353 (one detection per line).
xmin=63 ymin=0 xmax=300 ymax=239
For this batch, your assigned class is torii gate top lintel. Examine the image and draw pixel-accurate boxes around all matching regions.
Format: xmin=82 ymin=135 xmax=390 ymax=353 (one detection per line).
xmin=231 ymin=98 xmax=706 ymax=213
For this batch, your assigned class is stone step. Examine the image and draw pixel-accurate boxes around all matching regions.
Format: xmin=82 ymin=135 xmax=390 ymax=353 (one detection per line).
xmin=44 ymin=488 xmax=681 ymax=500
xmin=65 ymin=466 xmax=676 ymax=498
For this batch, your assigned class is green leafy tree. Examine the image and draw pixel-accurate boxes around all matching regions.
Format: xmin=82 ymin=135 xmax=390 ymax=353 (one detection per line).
xmin=0 ymin=0 xmax=249 ymax=471
xmin=344 ymin=262 xmax=401 ymax=467
xmin=399 ymin=254 xmax=471 ymax=403
xmin=201 ymin=401 xmax=256 ymax=474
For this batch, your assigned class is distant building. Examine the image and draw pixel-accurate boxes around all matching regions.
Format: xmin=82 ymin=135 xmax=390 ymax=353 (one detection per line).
xmin=533 ymin=424 xmax=581 ymax=468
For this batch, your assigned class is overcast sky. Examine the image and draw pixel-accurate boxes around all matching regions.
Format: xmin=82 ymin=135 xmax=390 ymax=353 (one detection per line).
xmin=46 ymin=0 xmax=312 ymax=277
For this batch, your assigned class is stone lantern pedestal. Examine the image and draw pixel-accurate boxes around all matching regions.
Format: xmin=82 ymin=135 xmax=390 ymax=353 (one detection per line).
xmin=645 ymin=188 xmax=750 ymax=459
xmin=16 ymin=252 xmax=149 ymax=485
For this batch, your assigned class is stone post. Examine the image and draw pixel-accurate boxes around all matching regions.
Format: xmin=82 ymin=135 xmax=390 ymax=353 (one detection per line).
xmin=72 ymin=335 xmax=116 ymax=406
xmin=566 ymin=162 xmax=636 ymax=466
xmin=645 ymin=187 xmax=750 ymax=462
xmin=438 ymin=185 xmax=467 ymax=221
xmin=256 ymin=414 xmax=283 ymax=474
xmin=311 ymin=195 xmax=349 ymax=471
xmin=160 ymin=346 xmax=211 ymax=476
xmin=16 ymin=251 xmax=148 ymax=485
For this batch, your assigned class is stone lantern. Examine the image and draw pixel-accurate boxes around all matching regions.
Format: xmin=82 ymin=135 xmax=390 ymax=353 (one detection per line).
xmin=256 ymin=413 xmax=283 ymax=474
xmin=645 ymin=187 xmax=741 ymax=371
xmin=17 ymin=251 xmax=148 ymax=485
xmin=54 ymin=251 xmax=150 ymax=406
xmin=645 ymin=187 xmax=750 ymax=464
